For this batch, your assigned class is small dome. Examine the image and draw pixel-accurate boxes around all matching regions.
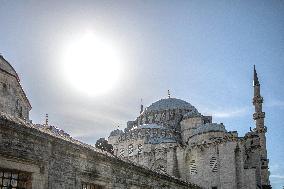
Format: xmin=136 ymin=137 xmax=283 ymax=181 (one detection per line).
xmin=145 ymin=98 xmax=197 ymax=112
xmin=183 ymin=110 xmax=201 ymax=119
xmin=0 ymin=55 xmax=19 ymax=80
xmin=109 ymin=129 xmax=124 ymax=137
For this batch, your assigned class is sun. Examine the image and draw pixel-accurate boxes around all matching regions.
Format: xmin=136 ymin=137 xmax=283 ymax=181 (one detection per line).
xmin=61 ymin=32 xmax=122 ymax=96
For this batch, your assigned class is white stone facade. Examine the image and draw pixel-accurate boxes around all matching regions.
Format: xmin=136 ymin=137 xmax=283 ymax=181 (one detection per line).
xmin=108 ymin=68 xmax=271 ymax=189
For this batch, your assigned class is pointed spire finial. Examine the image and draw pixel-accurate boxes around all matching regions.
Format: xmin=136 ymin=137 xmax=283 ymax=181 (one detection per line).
xmin=168 ymin=89 xmax=171 ymax=98
xmin=253 ymin=65 xmax=260 ymax=86
xmin=140 ymin=98 xmax=144 ymax=114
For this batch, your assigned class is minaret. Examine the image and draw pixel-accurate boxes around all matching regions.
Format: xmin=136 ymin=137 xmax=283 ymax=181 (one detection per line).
xmin=45 ymin=113 xmax=49 ymax=126
xmin=252 ymin=65 xmax=270 ymax=187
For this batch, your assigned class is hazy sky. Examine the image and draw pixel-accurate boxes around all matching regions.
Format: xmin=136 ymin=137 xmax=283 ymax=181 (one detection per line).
xmin=0 ymin=0 xmax=283 ymax=188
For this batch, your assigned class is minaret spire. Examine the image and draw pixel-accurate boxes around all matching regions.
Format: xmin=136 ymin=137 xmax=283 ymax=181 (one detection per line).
xmin=253 ymin=66 xmax=264 ymax=121
xmin=252 ymin=65 xmax=270 ymax=187
xmin=168 ymin=89 xmax=171 ymax=98
xmin=253 ymin=65 xmax=260 ymax=86
xmin=45 ymin=113 xmax=49 ymax=126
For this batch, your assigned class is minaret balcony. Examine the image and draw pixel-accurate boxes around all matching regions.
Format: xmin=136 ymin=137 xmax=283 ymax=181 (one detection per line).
xmin=257 ymin=126 xmax=267 ymax=133
xmin=253 ymin=96 xmax=263 ymax=104
xmin=253 ymin=112 xmax=265 ymax=120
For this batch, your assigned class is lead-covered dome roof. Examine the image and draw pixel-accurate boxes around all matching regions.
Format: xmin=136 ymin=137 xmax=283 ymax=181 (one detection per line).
xmin=109 ymin=129 xmax=124 ymax=137
xmin=145 ymin=98 xmax=197 ymax=112
xmin=189 ymin=123 xmax=227 ymax=138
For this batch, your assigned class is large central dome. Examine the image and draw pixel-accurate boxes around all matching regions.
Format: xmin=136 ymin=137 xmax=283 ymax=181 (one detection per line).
xmin=145 ymin=98 xmax=197 ymax=112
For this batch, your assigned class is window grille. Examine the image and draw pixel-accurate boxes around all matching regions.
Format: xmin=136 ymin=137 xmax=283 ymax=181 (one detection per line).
xmin=0 ymin=169 xmax=31 ymax=189
xmin=82 ymin=183 xmax=104 ymax=189
xmin=210 ymin=157 xmax=218 ymax=172
xmin=189 ymin=160 xmax=197 ymax=175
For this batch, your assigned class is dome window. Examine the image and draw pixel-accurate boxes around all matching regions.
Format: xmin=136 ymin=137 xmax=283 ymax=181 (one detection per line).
xmin=128 ymin=144 xmax=134 ymax=155
xmin=138 ymin=144 xmax=143 ymax=154
xmin=119 ymin=148 xmax=124 ymax=157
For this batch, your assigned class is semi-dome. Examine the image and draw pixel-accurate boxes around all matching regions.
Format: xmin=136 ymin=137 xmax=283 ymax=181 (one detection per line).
xmin=145 ymin=98 xmax=197 ymax=112
xmin=189 ymin=123 xmax=227 ymax=138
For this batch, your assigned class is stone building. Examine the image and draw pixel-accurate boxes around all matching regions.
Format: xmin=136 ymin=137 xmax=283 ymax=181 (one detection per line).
xmin=0 ymin=54 xmax=271 ymax=189
xmin=108 ymin=67 xmax=271 ymax=189
xmin=0 ymin=55 xmax=200 ymax=189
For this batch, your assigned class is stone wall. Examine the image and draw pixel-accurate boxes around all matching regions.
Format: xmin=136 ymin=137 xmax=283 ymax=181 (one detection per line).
xmin=0 ymin=115 xmax=200 ymax=189
xmin=177 ymin=137 xmax=259 ymax=189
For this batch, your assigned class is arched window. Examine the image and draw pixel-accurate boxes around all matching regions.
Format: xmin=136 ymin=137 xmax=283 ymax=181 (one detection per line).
xmin=152 ymin=159 xmax=167 ymax=174
xmin=2 ymin=83 xmax=7 ymax=94
xmin=16 ymin=99 xmax=19 ymax=109
xmin=0 ymin=169 xmax=32 ymax=189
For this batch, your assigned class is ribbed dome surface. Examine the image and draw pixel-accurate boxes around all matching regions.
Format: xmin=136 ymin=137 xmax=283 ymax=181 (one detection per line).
xmin=145 ymin=98 xmax=197 ymax=112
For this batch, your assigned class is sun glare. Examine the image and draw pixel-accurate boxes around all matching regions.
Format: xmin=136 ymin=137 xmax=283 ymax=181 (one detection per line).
xmin=61 ymin=32 xmax=122 ymax=96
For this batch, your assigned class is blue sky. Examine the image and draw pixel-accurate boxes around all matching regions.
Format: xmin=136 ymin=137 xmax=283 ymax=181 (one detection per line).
xmin=0 ymin=0 xmax=283 ymax=188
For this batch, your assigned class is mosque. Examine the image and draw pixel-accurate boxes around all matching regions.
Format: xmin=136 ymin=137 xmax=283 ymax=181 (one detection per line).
xmin=108 ymin=68 xmax=271 ymax=188
xmin=0 ymin=54 xmax=271 ymax=189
